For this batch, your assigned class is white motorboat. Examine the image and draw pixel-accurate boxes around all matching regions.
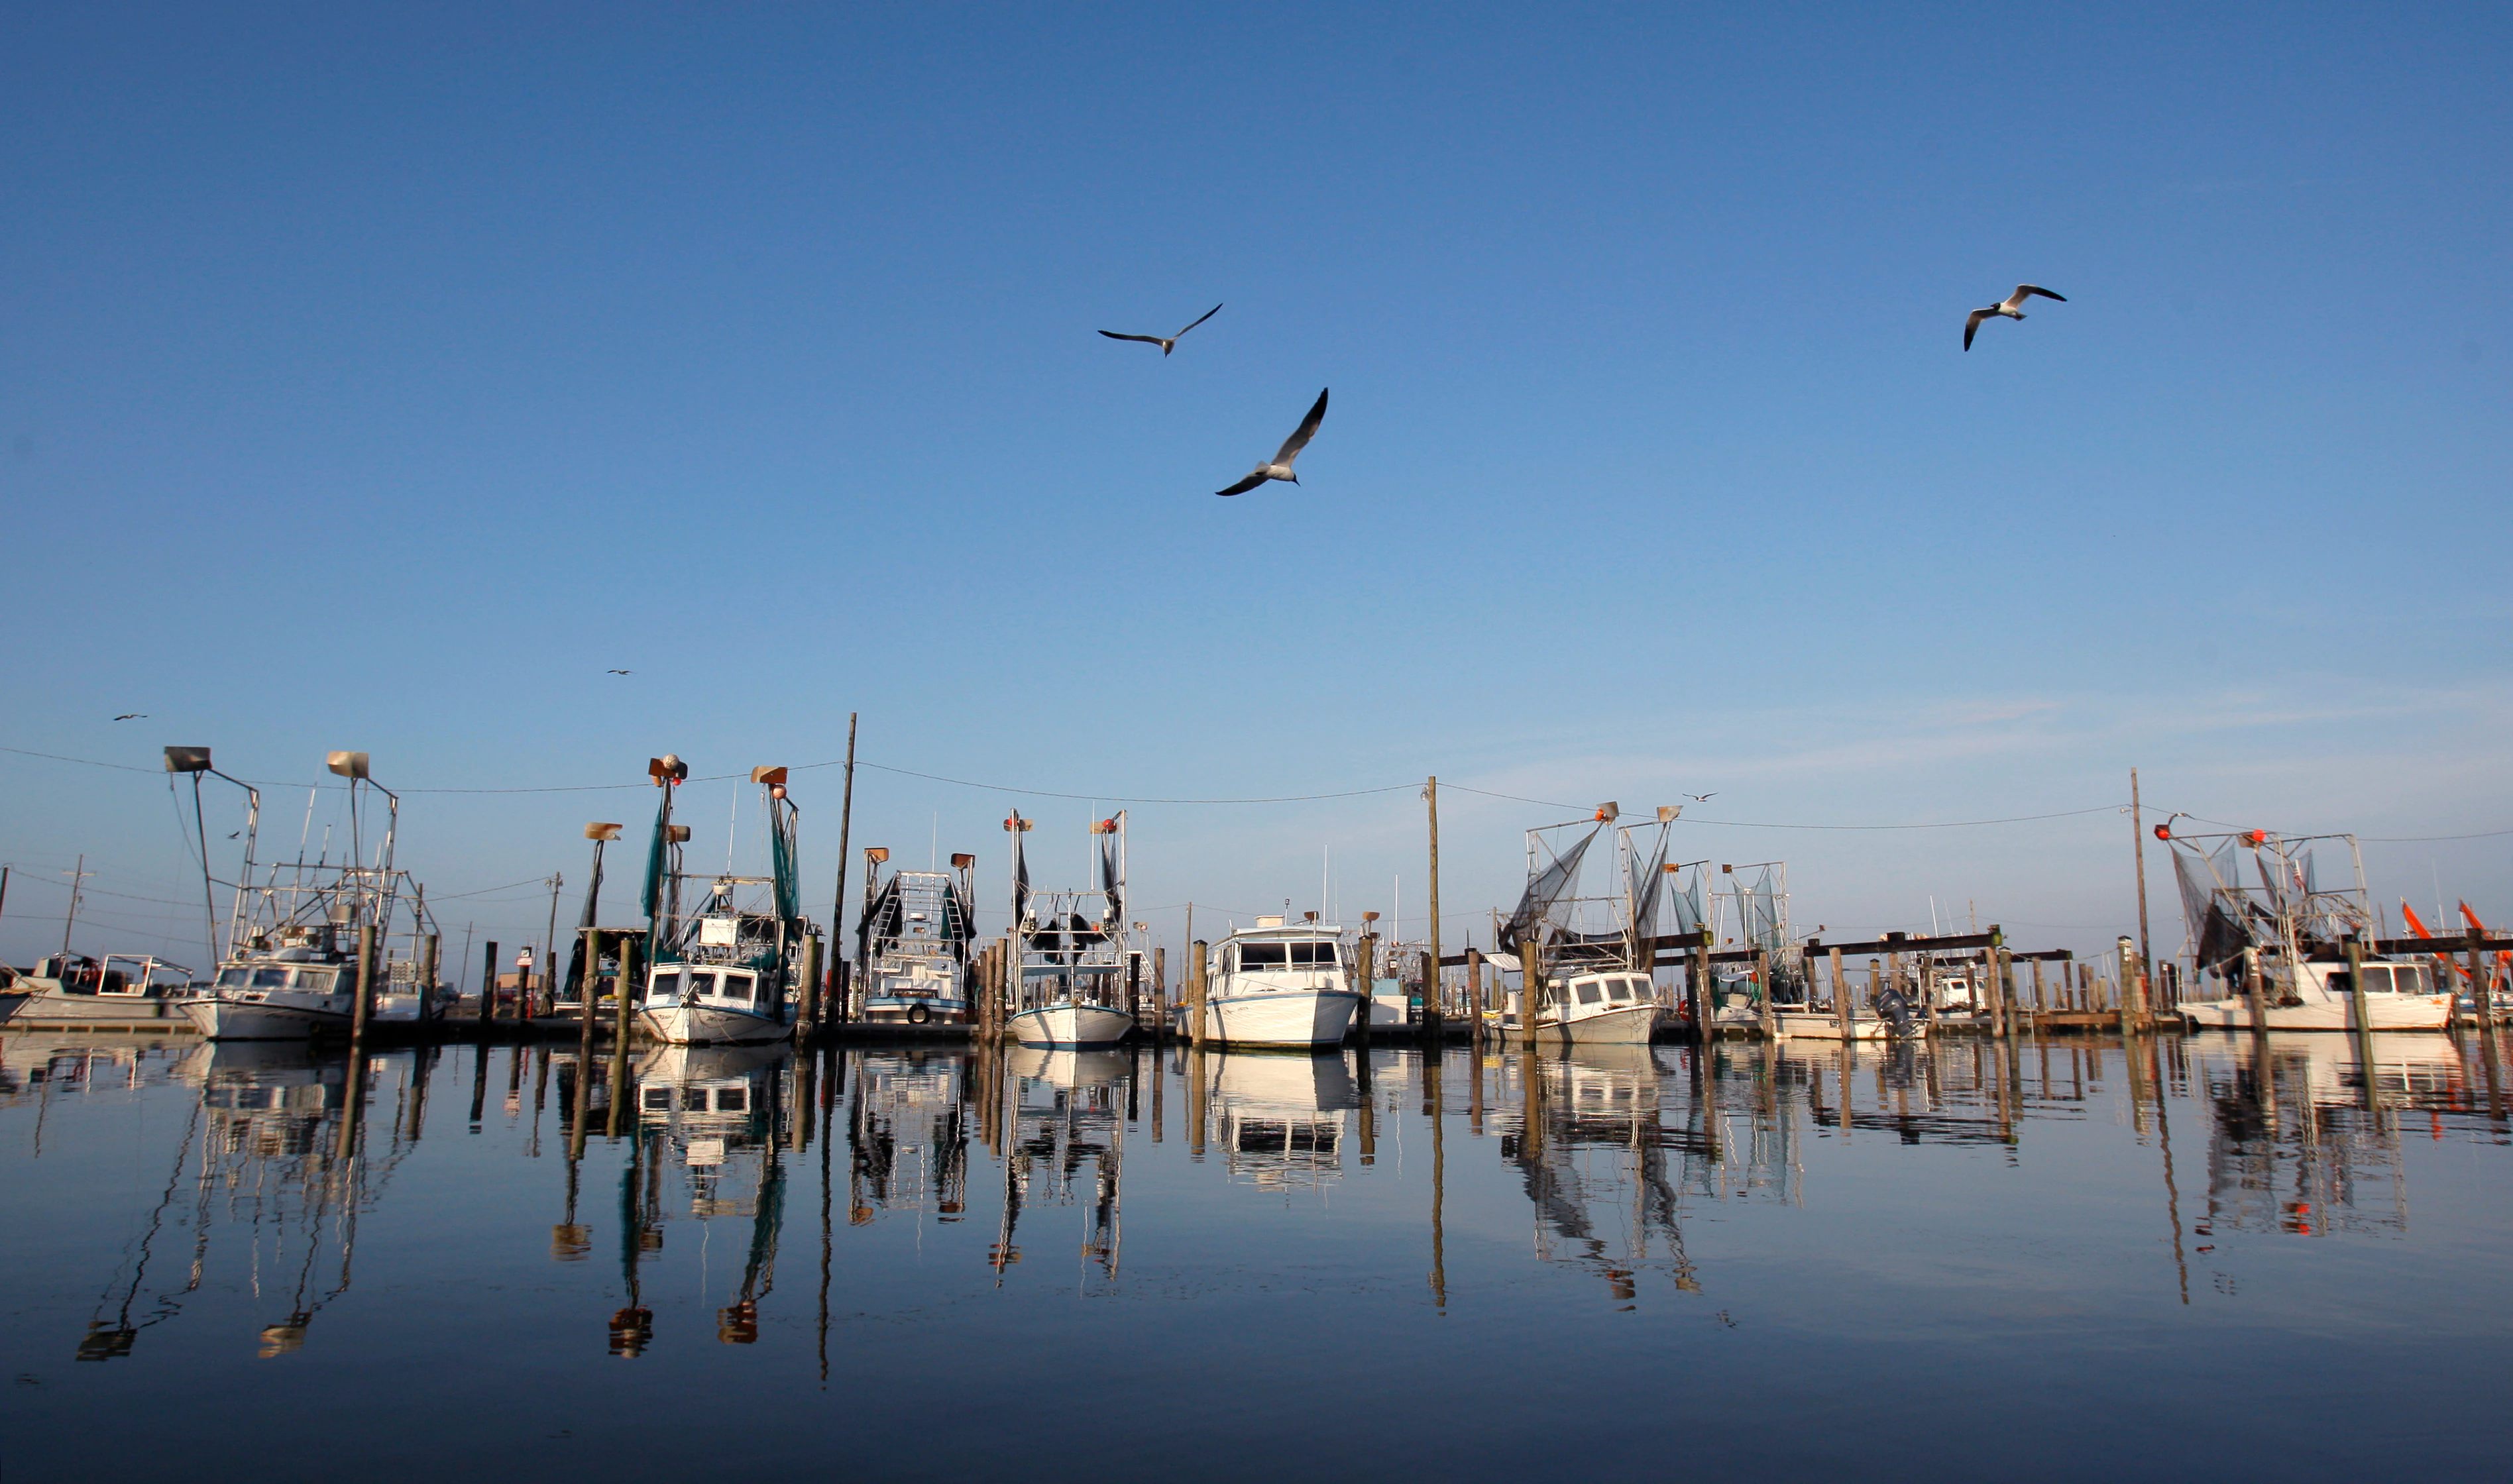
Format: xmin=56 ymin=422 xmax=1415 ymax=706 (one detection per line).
xmin=1526 ymin=969 xmax=1664 ymax=1043
xmin=2164 ymin=823 xmax=2453 ymax=1033
xmin=1001 ymin=811 xmax=1139 ymax=1047
xmin=632 ymin=759 xmax=819 ymax=1047
xmin=1496 ymin=807 xmax=1696 ymax=1045
xmin=1200 ymin=917 xmax=1360 ymax=1048
xmin=2178 ymin=957 xmax=2451 ymax=1032
xmin=3 ymin=954 xmax=199 ymax=1032
xmin=1773 ymin=1008 xmax=1902 ymax=1041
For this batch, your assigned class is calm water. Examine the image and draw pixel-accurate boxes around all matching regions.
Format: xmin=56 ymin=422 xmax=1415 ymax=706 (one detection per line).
xmin=5 ymin=1030 xmax=2510 ymax=1481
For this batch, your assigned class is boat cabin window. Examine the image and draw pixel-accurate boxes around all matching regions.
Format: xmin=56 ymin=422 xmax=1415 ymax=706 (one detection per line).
xmin=1289 ymin=941 xmax=1337 ymax=967
xmin=685 ymin=972 xmax=717 ymax=998
xmin=1241 ymin=943 xmax=1289 ymax=969
xmin=715 ymin=1086 xmax=747 ymax=1112
xmin=2396 ymin=965 xmax=2429 ymax=993
xmin=643 ymin=1088 xmax=673 ymax=1111
xmin=1606 ymin=977 xmax=1636 ymax=1002
xmin=292 ymin=970 xmax=338 ymax=991
xmin=217 ymin=969 xmax=249 ymax=988
xmin=716 ymin=974 xmax=754 ymax=1002
xmin=1575 ymin=980 xmax=1603 ymax=1005
xmin=651 ymin=971 xmax=682 ymax=1002
xmin=252 ymin=968 xmax=290 ymax=989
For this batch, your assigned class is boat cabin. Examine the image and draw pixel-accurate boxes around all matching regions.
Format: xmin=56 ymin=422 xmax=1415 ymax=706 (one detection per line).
xmin=1537 ymin=971 xmax=1652 ymax=1014
xmin=645 ymin=965 xmax=769 ymax=1011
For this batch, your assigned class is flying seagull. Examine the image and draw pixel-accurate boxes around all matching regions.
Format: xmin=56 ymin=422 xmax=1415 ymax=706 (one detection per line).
xmin=1964 ymin=285 xmax=2066 ymax=350
xmin=1215 ymin=388 xmax=1329 ymax=497
xmin=1684 ymin=792 xmax=1717 ymax=802
xmin=606 ymin=669 xmax=632 ymax=675
xmin=1099 ymin=303 xmax=1222 ymax=356
xmin=112 ymin=714 xmax=146 ymax=721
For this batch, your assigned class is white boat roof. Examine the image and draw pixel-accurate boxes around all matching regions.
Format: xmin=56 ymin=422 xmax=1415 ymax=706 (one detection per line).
xmin=1223 ymin=922 xmax=1343 ymax=941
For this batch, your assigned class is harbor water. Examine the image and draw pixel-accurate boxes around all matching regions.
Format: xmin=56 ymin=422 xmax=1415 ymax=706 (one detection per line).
xmin=4 ymin=1031 xmax=2509 ymax=1480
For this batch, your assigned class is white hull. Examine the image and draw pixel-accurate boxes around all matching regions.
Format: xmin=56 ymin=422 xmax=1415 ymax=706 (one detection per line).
xmin=1007 ymin=1002 xmax=1134 ymax=1047
xmin=3 ymin=987 xmax=199 ymax=1030
xmin=1205 ymin=989 xmax=1361 ymax=1048
xmin=2179 ymin=993 xmax=2451 ymax=1032
xmin=182 ymin=994 xmax=352 ymax=1040
xmin=1775 ymin=1011 xmax=1909 ymax=1041
xmin=1519 ymin=1004 xmax=1663 ymax=1044
xmin=640 ymin=1003 xmax=788 ymax=1045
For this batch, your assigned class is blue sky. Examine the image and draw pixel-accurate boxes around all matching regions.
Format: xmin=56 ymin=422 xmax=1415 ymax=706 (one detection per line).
xmin=3 ymin=3 xmax=2506 ymax=975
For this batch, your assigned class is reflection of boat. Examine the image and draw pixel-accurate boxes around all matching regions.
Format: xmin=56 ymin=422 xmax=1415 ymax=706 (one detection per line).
xmin=1004 ymin=1047 xmax=1129 ymax=1087
xmin=1201 ymin=918 xmax=1360 ymax=1047
xmin=630 ymin=1040 xmax=791 ymax=1347
xmin=636 ymin=761 xmax=816 ymax=1046
xmin=846 ymin=1049 xmax=973 ymax=1222
xmin=1207 ymin=1051 xmax=1354 ymax=1187
xmin=994 ymin=1042 xmax=1129 ymax=1282
xmin=2165 ymin=825 xmax=2453 ymax=1032
xmin=1003 ymin=812 xmax=1137 ymax=1047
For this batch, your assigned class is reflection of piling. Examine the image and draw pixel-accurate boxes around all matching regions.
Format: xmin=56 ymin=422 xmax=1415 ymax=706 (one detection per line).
xmin=1187 ymin=1045 xmax=1207 ymax=1159
xmin=404 ymin=1046 xmax=434 ymax=1141
xmin=2477 ymin=1021 xmax=2506 ymax=1123
xmin=468 ymin=1041 xmax=490 ymax=1128
xmin=607 ymin=937 xmax=638 ymax=1138
xmin=1427 ymin=1045 xmax=1446 ymax=1307
xmin=2345 ymin=937 xmax=2380 ymax=1113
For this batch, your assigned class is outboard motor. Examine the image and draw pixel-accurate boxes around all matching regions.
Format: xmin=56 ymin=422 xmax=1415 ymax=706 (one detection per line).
xmin=1873 ymin=984 xmax=1917 ymax=1034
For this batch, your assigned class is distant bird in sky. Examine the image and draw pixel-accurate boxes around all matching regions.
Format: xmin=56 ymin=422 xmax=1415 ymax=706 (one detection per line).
xmin=1684 ymin=792 xmax=1717 ymax=802
xmin=227 ymin=831 xmax=240 ymax=839
xmin=111 ymin=714 xmax=145 ymax=721
xmin=1964 ymin=285 xmax=2066 ymax=350
xmin=1099 ymin=303 xmax=1222 ymax=356
xmin=606 ymin=669 xmax=632 ymax=675
xmin=1215 ymin=388 xmax=1329 ymax=497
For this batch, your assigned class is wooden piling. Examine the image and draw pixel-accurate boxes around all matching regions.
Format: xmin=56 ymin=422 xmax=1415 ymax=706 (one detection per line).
xmin=796 ymin=931 xmax=821 ymax=1038
xmin=1465 ymin=947 xmax=1485 ymax=1049
xmin=1753 ymin=949 xmax=1775 ymax=1041
xmin=478 ymin=939 xmax=499 ymax=1029
xmin=1352 ymin=929 xmax=1376 ymax=1044
xmin=1187 ymin=939 xmax=1209 ymax=1048
xmin=2470 ymin=937 xmax=2492 ymax=1031
xmin=417 ymin=933 xmax=440 ymax=1027
xmin=347 ymin=922 xmax=378 ymax=1043
xmin=1125 ymin=951 xmax=1141 ymax=1028
xmin=1152 ymin=947 xmax=1166 ymax=1035
xmin=1830 ymin=947 xmax=1849 ymax=1036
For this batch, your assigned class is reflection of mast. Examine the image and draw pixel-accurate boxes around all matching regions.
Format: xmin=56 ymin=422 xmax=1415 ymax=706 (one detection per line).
xmin=610 ymin=1120 xmax=653 ymax=1357
xmin=720 ymin=1085 xmax=787 ymax=1345
xmin=78 ymin=1100 xmax=205 ymax=1361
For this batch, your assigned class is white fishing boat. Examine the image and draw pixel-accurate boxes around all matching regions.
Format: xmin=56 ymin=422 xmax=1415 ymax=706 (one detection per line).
xmin=2162 ymin=823 xmax=2454 ymax=1033
xmin=1773 ymin=1007 xmax=1897 ymax=1041
xmin=634 ymin=759 xmax=818 ymax=1047
xmin=177 ymin=749 xmax=449 ymax=1040
xmin=1498 ymin=805 xmax=1689 ymax=1044
xmin=1003 ymin=812 xmax=1139 ymax=1047
xmin=1201 ymin=916 xmax=1361 ymax=1048
xmin=1 ymin=954 xmax=199 ymax=1032
xmin=855 ymin=851 xmax=979 ymax=1028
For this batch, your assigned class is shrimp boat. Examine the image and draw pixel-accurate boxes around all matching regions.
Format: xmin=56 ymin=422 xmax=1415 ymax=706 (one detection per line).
xmin=854 ymin=847 xmax=979 ymax=1028
xmin=636 ymin=759 xmax=817 ymax=1047
xmin=1202 ymin=914 xmax=1361 ymax=1047
xmin=2163 ymin=825 xmax=2453 ymax=1032
xmin=1 ymin=954 xmax=199 ymax=1032
xmin=180 ymin=750 xmax=449 ymax=1040
xmin=1498 ymin=804 xmax=1683 ymax=1044
xmin=1003 ymin=810 xmax=1137 ymax=1047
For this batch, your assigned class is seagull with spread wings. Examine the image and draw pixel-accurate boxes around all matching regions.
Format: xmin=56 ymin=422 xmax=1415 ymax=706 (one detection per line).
xmin=1214 ymin=388 xmax=1329 ymax=497
xmin=606 ymin=669 xmax=632 ymax=676
xmin=1964 ymin=285 xmax=2066 ymax=350
xmin=112 ymin=714 xmax=146 ymax=721
xmin=1099 ymin=303 xmax=1223 ymax=357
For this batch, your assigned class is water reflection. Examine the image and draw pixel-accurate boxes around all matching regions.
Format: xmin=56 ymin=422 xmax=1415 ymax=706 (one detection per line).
xmin=11 ymin=1026 xmax=2512 ymax=1391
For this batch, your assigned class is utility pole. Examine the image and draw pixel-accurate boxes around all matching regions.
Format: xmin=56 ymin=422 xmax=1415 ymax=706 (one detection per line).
xmin=2131 ymin=768 xmax=2152 ymax=999
xmin=1424 ymin=776 xmax=1442 ymax=1042
xmin=829 ymin=712 xmax=858 ymax=1022
xmin=62 ymin=853 xmax=87 ymax=957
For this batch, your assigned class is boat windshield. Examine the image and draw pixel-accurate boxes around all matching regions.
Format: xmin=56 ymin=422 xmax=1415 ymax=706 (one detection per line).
xmin=716 ymin=974 xmax=754 ymax=1002
xmin=252 ymin=968 xmax=290 ymax=989
xmin=686 ymin=972 xmax=716 ymax=998
xmin=651 ymin=970 xmax=683 ymax=1003
xmin=217 ymin=969 xmax=249 ymax=987
xmin=1290 ymin=941 xmax=1337 ymax=967
xmin=1241 ymin=943 xmax=1288 ymax=969
xmin=292 ymin=970 xmax=338 ymax=991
